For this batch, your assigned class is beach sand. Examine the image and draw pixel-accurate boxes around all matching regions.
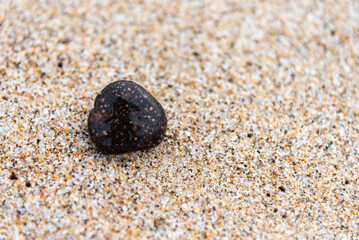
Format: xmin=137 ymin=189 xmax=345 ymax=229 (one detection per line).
xmin=1 ymin=0 xmax=359 ymax=238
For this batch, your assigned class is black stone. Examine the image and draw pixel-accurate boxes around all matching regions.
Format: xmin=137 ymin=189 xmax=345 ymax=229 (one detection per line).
xmin=9 ymin=171 xmax=18 ymax=180
xmin=88 ymin=80 xmax=167 ymax=154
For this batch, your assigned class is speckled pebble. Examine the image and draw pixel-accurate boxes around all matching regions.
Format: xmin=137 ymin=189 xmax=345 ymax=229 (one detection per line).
xmin=88 ymin=80 xmax=167 ymax=153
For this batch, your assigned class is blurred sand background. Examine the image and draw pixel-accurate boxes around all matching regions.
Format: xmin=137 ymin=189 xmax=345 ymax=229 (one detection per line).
xmin=1 ymin=0 xmax=359 ymax=238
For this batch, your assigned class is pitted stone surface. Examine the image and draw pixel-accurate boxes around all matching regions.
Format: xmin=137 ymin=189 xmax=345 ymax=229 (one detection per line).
xmin=88 ymin=80 xmax=167 ymax=153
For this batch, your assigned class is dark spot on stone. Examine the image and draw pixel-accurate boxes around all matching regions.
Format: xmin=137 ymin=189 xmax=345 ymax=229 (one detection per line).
xmin=88 ymin=80 xmax=167 ymax=154
xmin=273 ymin=208 xmax=278 ymax=213
xmin=279 ymin=186 xmax=285 ymax=192
xmin=25 ymin=181 xmax=31 ymax=187
xmin=247 ymin=133 xmax=253 ymax=138
xmin=9 ymin=172 xmax=18 ymax=180
xmin=345 ymin=179 xmax=350 ymax=184
xmin=266 ymin=193 xmax=270 ymax=197
xmin=57 ymin=61 xmax=63 ymax=68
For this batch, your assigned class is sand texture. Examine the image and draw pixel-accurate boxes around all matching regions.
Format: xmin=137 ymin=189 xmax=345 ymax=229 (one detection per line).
xmin=1 ymin=0 xmax=359 ymax=239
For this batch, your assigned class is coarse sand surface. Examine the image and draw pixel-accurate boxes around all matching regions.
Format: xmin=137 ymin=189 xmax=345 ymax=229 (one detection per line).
xmin=1 ymin=0 xmax=359 ymax=239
